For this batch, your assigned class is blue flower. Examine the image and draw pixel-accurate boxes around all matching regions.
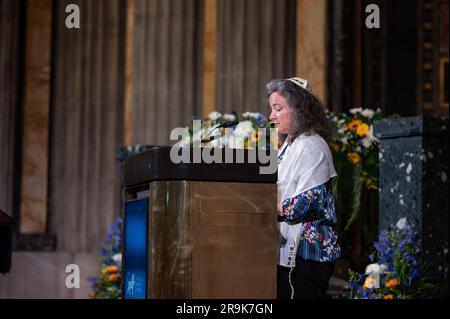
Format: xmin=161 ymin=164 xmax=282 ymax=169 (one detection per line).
xmin=350 ymin=280 xmax=360 ymax=290
xmin=255 ymin=114 xmax=267 ymax=126
xmin=411 ymin=266 xmax=421 ymax=278
xmin=348 ymin=218 xmax=433 ymax=299
xmin=358 ymin=288 xmax=371 ymax=299
xmin=88 ymin=276 xmax=99 ymax=290
xmin=399 ymin=240 xmax=409 ymax=252
xmin=405 ymin=253 xmax=414 ymax=263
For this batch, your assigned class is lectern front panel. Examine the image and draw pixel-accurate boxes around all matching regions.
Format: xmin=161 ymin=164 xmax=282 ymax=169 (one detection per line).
xmin=147 ymin=181 xmax=277 ymax=298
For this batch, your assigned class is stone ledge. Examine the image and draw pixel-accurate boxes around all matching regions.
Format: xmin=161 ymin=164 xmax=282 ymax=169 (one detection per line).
xmin=13 ymin=233 xmax=56 ymax=251
xmin=374 ymin=116 xmax=449 ymax=139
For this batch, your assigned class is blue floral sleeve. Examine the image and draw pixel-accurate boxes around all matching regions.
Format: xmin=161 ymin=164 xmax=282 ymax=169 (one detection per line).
xmin=281 ymin=184 xmax=328 ymax=223
xmin=281 ymin=182 xmax=340 ymax=262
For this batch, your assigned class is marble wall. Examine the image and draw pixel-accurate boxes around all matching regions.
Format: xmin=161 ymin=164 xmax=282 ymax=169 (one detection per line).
xmin=375 ymin=116 xmax=449 ymax=297
xmin=19 ymin=0 xmax=52 ymax=234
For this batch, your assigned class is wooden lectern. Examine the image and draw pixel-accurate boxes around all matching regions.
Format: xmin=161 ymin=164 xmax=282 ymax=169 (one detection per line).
xmin=122 ymin=146 xmax=277 ymax=298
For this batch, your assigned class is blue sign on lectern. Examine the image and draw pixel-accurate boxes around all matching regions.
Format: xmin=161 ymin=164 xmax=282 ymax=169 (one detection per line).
xmin=123 ymin=198 xmax=148 ymax=299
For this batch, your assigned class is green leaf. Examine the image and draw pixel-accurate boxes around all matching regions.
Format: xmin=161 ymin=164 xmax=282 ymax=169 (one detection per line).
xmin=344 ymin=165 xmax=363 ymax=230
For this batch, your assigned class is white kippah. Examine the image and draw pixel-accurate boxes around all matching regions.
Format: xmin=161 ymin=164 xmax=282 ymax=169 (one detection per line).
xmin=287 ymin=77 xmax=313 ymax=93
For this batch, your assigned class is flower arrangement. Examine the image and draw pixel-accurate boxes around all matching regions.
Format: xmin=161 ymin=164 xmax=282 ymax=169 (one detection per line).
xmin=326 ymin=107 xmax=383 ymax=230
xmin=348 ymin=217 xmax=435 ymax=299
xmin=179 ymin=111 xmax=277 ymax=150
xmin=327 ymin=107 xmax=382 ymax=190
xmin=88 ymin=218 xmax=122 ymax=299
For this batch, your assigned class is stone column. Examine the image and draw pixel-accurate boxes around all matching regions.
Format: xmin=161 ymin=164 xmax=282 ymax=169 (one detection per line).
xmin=374 ymin=116 xmax=449 ymax=296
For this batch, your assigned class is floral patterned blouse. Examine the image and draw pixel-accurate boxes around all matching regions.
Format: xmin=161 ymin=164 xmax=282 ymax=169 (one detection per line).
xmin=281 ymin=181 xmax=341 ymax=263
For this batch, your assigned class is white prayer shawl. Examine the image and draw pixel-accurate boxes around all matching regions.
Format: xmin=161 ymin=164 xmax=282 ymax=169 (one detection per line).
xmin=278 ymin=133 xmax=337 ymax=203
xmin=278 ymin=133 xmax=337 ymax=267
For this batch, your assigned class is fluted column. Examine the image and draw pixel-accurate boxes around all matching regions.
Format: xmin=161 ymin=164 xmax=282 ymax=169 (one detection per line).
xmin=216 ymin=0 xmax=296 ymax=114
xmin=49 ymin=0 xmax=125 ymax=252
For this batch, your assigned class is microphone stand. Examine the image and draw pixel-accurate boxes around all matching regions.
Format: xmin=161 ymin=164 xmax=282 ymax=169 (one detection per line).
xmin=201 ymin=121 xmax=239 ymax=144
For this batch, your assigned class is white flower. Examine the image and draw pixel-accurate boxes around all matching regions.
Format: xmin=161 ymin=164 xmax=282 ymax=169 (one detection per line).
xmin=349 ymin=107 xmax=363 ymax=115
xmin=223 ymin=113 xmax=236 ymax=121
xmin=243 ymin=111 xmax=259 ymax=119
xmin=361 ymin=109 xmax=375 ymax=119
xmin=362 ymin=136 xmax=373 ymax=148
xmin=362 ymin=125 xmax=378 ymax=148
xmin=365 ymin=263 xmax=387 ymax=275
xmin=234 ymin=120 xmax=254 ymax=137
xmin=112 ymin=253 xmax=122 ymax=268
xmin=208 ymin=111 xmax=222 ymax=121
xmin=340 ymin=136 xmax=348 ymax=145
xmin=366 ymin=125 xmax=375 ymax=139
xmin=396 ymin=217 xmax=407 ymax=230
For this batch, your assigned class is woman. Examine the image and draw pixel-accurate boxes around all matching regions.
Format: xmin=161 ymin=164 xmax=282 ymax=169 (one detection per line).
xmin=268 ymin=77 xmax=341 ymax=299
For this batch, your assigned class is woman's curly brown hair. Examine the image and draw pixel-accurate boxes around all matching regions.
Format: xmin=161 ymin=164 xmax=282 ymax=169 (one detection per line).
xmin=266 ymin=79 xmax=331 ymax=143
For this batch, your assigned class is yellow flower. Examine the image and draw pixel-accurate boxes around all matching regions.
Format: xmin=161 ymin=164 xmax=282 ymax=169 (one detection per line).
xmin=347 ymin=152 xmax=361 ymax=165
xmin=332 ymin=144 xmax=340 ymax=153
xmin=108 ymin=274 xmax=119 ymax=282
xmin=356 ymin=123 xmax=369 ymax=137
xmin=385 ymin=278 xmax=399 ymax=288
xmin=101 ymin=268 xmax=108 ymax=276
xmin=383 ymin=294 xmax=394 ymax=299
xmin=107 ymin=265 xmax=118 ymax=273
xmin=347 ymin=119 xmax=363 ymax=131
xmin=363 ymin=275 xmax=377 ymax=289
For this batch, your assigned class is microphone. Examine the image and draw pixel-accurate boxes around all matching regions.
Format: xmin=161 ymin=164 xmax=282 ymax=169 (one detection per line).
xmin=220 ymin=120 xmax=239 ymax=128
xmin=201 ymin=120 xmax=239 ymax=143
